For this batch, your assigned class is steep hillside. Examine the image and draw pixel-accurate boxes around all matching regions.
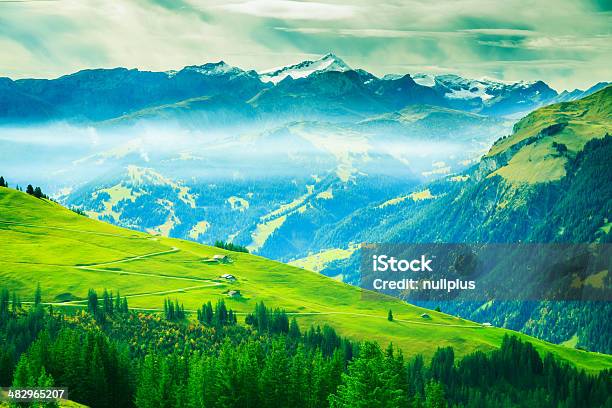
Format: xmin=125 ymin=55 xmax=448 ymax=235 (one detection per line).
xmin=1 ymin=187 xmax=610 ymax=371
xmin=316 ymin=86 xmax=612 ymax=353
xmin=487 ymin=84 xmax=611 ymax=160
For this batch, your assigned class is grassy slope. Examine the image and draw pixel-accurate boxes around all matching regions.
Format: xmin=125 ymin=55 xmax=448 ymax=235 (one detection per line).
xmin=1 ymin=188 xmax=611 ymax=371
xmin=486 ymin=86 xmax=611 ymax=184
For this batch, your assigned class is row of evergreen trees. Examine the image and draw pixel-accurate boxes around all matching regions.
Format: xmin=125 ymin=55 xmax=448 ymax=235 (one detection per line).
xmin=163 ymin=298 xmax=186 ymax=321
xmin=245 ymin=301 xmax=293 ymax=335
xmin=87 ymin=288 xmax=129 ymax=323
xmin=1 ymin=285 xmax=611 ymax=408
xmin=196 ymin=299 xmax=237 ymax=326
xmin=214 ymin=240 xmax=249 ymax=253
xmin=25 ymin=184 xmax=48 ymax=199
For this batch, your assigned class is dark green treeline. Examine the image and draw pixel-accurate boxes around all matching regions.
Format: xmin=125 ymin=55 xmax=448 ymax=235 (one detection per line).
xmin=0 ymin=287 xmax=611 ymax=408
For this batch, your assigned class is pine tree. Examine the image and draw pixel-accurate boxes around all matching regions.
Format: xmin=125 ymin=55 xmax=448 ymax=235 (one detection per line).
xmin=288 ymin=344 xmax=308 ymax=408
xmin=330 ymin=342 xmax=407 ymax=408
xmin=215 ymin=299 xmax=228 ymax=326
xmin=36 ymin=367 xmax=59 ymax=408
xmin=0 ymin=176 xmax=5 ymax=188
xmin=174 ymin=300 xmax=181 ymax=319
xmin=101 ymin=289 xmax=114 ymax=316
xmin=34 ymin=186 xmax=43 ymax=198
xmin=11 ymin=357 xmax=31 ymax=388
xmin=114 ymin=290 xmax=122 ymax=313
xmin=236 ymin=342 xmax=260 ymax=407
xmin=424 ymin=380 xmax=446 ymax=408
xmin=168 ymin=299 xmax=174 ymax=320
xmin=11 ymin=291 xmax=20 ymax=314
xmin=0 ymin=288 xmax=9 ymax=321
xmin=87 ymin=289 xmax=98 ymax=314
xmin=203 ymin=301 xmax=213 ymax=325
xmin=289 ymin=317 xmax=301 ymax=339
xmin=259 ymin=339 xmax=290 ymax=408
xmin=86 ymin=339 xmax=109 ymax=408
xmin=388 ymin=309 xmax=394 ymax=321
xmin=121 ymin=297 xmax=129 ymax=313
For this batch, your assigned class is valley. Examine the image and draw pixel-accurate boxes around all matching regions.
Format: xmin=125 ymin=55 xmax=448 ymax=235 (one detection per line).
xmin=1 ymin=54 xmax=610 ymax=361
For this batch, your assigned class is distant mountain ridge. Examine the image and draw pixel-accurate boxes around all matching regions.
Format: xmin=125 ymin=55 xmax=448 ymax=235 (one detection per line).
xmin=551 ymin=81 xmax=610 ymax=103
xmin=1 ymin=53 xmax=607 ymax=124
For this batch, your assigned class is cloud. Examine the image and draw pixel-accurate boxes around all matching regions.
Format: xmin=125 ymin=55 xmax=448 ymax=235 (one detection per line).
xmin=476 ymin=39 xmax=522 ymax=49
xmin=524 ymin=35 xmax=612 ymax=51
xmin=217 ymin=0 xmax=357 ymax=21
xmin=459 ymin=28 xmax=537 ymax=36
xmin=274 ymin=27 xmax=467 ymax=38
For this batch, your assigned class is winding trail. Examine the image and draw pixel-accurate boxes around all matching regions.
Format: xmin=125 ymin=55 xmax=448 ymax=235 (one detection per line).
xmin=66 ymin=246 xmax=224 ymax=303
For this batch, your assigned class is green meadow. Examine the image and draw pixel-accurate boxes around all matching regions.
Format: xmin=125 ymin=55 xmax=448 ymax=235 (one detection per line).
xmin=1 ymin=187 xmax=611 ymax=371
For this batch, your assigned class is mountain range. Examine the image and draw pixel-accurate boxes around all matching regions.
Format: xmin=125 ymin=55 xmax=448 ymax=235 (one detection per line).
xmin=2 ymin=53 xmax=607 ymax=124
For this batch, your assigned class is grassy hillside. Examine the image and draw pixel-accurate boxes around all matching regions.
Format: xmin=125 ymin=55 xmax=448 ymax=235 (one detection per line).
xmin=1 ymin=187 xmax=611 ymax=371
xmin=486 ymin=85 xmax=611 ymax=184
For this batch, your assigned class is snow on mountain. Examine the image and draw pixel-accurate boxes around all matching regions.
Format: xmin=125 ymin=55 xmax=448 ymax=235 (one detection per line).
xmin=411 ymin=74 xmax=436 ymax=87
xmin=410 ymin=73 xmax=549 ymax=101
xmin=182 ymin=61 xmax=248 ymax=77
xmin=438 ymin=75 xmax=550 ymax=100
xmin=434 ymin=74 xmax=507 ymax=101
xmin=259 ymin=53 xmax=351 ymax=84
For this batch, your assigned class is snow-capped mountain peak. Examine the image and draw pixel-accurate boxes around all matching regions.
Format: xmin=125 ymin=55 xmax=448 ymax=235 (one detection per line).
xmin=411 ymin=73 xmax=436 ymax=87
xmin=259 ymin=53 xmax=352 ymax=84
xmin=182 ymin=61 xmax=245 ymax=77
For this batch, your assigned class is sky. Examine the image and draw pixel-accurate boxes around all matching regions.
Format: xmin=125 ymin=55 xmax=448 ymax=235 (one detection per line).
xmin=0 ymin=0 xmax=610 ymax=91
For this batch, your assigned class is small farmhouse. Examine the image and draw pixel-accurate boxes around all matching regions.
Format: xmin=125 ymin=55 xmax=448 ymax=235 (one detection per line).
xmin=220 ymin=273 xmax=236 ymax=281
xmin=213 ymin=254 xmax=229 ymax=262
xmin=420 ymin=313 xmax=431 ymax=319
xmin=227 ymin=290 xmax=241 ymax=298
